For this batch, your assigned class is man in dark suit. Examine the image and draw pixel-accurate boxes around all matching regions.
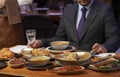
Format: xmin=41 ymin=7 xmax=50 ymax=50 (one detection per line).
xmin=29 ymin=0 xmax=120 ymax=53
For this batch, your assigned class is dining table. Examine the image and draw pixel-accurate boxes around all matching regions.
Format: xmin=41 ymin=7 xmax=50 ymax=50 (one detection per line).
xmin=0 ymin=64 xmax=120 ymax=77
xmin=0 ymin=45 xmax=120 ymax=77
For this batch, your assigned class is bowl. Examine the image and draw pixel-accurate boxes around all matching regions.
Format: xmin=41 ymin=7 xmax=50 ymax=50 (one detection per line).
xmin=8 ymin=58 xmax=25 ymax=68
xmin=27 ymin=56 xmax=50 ymax=66
xmin=54 ymin=52 xmax=91 ymax=66
xmin=22 ymin=48 xmax=33 ymax=54
xmin=21 ymin=48 xmax=33 ymax=57
xmin=50 ymin=41 xmax=70 ymax=50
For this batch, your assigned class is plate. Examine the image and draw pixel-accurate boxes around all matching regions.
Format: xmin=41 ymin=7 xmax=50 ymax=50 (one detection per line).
xmin=54 ymin=52 xmax=91 ymax=66
xmin=26 ymin=63 xmax=53 ymax=70
xmin=55 ymin=61 xmax=66 ymax=66
xmin=95 ymin=53 xmax=116 ymax=58
xmin=0 ymin=61 xmax=7 ymax=69
xmin=45 ymin=46 xmax=76 ymax=53
xmin=88 ymin=64 xmax=120 ymax=72
xmin=53 ymin=66 xmax=85 ymax=75
xmin=55 ymin=61 xmax=89 ymax=66
xmin=0 ymin=58 xmax=10 ymax=61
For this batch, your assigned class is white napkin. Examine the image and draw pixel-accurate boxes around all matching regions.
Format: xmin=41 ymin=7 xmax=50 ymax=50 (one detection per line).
xmin=9 ymin=45 xmax=27 ymax=53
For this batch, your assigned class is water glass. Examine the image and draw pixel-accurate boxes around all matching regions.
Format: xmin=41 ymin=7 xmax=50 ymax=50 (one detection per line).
xmin=25 ymin=29 xmax=36 ymax=44
xmin=58 ymin=2 xmax=64 ymax=12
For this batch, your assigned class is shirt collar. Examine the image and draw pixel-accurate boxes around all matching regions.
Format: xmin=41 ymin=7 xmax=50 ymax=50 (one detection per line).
xmin=78 ymin=0 xmax=94 ymax=10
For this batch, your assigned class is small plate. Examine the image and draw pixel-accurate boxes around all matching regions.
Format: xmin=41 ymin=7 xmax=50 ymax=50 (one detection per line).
xmin=88 ymin=64 xmax=120 ymax=72
xmin=45 ymin=46 xmax=76 ymax=54
xmin=53 ymin=66 xmax=85 ymax=75
xmin=26 ymin=63 xmax=53 ymax=70
xmin=95 ymin=53 xmax=116 ymax=58
xmin=0 ymin=61 xmax=7 ymax=69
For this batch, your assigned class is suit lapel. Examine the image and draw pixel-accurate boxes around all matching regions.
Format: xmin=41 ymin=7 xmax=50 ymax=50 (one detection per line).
xmin=79 ymin=0 xmax=100 ymax=41
xmin=71 ymin=3 xmax=79 ymax=42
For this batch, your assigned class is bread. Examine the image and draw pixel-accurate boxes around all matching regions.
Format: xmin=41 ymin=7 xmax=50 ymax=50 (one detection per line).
xmin=0 ymin=48 xmax=14 ymax=60
xmin=92 ymin=57 xmax=116 ymax=67
xmin=32 ymin=48 xmax=50 ymax=56
xmin=91 ymin=57 xmax=108 ymax=63
xmin=113 ymin=53 xmax=120 ymax=60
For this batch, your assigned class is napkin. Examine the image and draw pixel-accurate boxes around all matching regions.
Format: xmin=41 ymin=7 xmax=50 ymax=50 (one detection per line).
xmin=9 ymin=45 xmax=27 ymax=53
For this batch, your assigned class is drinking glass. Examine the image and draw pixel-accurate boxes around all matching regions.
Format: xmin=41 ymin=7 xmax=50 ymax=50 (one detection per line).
xmin=31 ymin=3 xmax=37 ymax=14
xmin=58 ymin=1 xmax=64 ymax=12
xmin=25 ymin=29 xmax=36 ymax=44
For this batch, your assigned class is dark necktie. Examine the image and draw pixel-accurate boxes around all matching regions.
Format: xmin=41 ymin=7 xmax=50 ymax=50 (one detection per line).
xmin=77 ymin=7 xmax=87 ymax=39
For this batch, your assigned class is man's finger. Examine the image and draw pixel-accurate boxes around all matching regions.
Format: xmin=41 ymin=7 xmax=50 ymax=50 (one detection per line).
xmin=92 ymin=43 xmax=100 ymax=49
xmin=97 ymin=47 xmax=103 ymax=53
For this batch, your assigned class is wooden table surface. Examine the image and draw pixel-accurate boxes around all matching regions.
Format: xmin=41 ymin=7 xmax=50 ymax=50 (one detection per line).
xmin=0 ymin=62 xmax=120 ymax=77
xmin=1 ymin=46 xmax=120 ymax=77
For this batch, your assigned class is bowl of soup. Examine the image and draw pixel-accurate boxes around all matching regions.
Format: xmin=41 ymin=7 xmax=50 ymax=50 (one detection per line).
xmin=27 ymin=56 xmax=50 ymax=66
xmin=50 ymin=41 xmax=70 ymax=50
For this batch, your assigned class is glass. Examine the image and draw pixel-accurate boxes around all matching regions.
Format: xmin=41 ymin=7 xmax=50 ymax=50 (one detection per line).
xmin=58 ymin=1 xmax=64 ymax=12
xmin=20 ymin=5 xmax=31 ymax=14
xmin=31 ymin=3 xmax=38 ymax=14
xmin=25 ymin=29 xmax=36 ymax=44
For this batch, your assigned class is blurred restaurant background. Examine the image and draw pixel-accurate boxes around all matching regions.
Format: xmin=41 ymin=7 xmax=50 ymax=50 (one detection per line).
xmin=19 ymin=0 xmax=120 ymax=39
xmin=0 ymin=0 xmax=120 ymax=48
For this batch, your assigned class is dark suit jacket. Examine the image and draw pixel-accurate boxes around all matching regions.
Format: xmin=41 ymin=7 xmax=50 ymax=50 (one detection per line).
xmin=42 ymin=0 xmax=120 ymax=52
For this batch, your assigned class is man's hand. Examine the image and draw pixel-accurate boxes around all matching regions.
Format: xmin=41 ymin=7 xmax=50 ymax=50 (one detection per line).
xmin=91 ymin=43 xmax=107 ymax=53
xmin=27 ymin=40 xmax=42 ymax=48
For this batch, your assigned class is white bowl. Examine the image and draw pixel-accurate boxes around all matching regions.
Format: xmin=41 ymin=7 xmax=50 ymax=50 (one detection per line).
xmin=28 ymin=56 xmax=50 ymax=66
xmin=21 ymin=48 xmax=33 ymax=57
xmin=22 ymin=48 xmax=33 ymax=53
xmin=50 ymin=41 xmax=70 ymax=50
xmin=54 ymin=52 xmax=91 ymax=66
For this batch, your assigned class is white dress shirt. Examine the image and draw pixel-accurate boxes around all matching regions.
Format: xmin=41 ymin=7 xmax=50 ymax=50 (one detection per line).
xmin=76 ymin=0 xmax=94 ymax=29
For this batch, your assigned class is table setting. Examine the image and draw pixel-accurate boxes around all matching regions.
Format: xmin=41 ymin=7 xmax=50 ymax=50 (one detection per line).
xmin=0 ymin=37 xmax=120 ymax=76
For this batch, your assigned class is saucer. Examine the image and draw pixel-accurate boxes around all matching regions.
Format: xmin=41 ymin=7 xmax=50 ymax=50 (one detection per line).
xmin=45 ymin=46 xmax=76 ymax=54
xmin=0 ymin=61 xmax=7 ymax=69
xmin=26 ymin=63 xmax=53 ymax=70
xmin=54 ymin=66 xmax=85 ymax=75
xmin=55 ymin=61 xmax=89 ymax=66
xmin=88 ymin=64 xmax=120 ymax=72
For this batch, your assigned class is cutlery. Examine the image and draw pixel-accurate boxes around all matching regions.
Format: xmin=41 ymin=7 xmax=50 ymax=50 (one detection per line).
xmin=90 ymin=50 xmax=97 ymax=58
